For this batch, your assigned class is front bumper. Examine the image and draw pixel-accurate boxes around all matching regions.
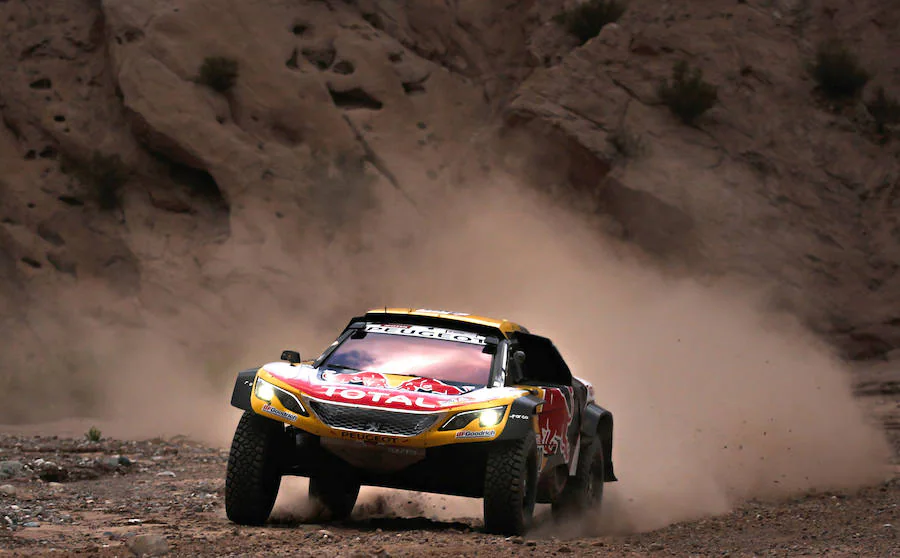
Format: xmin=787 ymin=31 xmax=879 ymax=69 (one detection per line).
xmin=281 ymin=429 xmax=497 ymax=498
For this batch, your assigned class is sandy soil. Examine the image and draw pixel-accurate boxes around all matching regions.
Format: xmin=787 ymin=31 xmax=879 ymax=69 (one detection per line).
xmin=1 ymin=390 xmax=897 ymax=558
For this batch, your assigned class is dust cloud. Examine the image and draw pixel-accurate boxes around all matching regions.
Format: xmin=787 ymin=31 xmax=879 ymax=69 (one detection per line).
xmin=1 ymin=167 xmax=891 ymax=535
xmin=352 ymin=180 xmax=892 ymax=533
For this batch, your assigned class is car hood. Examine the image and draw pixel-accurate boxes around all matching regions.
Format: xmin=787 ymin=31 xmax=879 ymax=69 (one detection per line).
xmin=259 ymin=361 xmax=524 ymax=412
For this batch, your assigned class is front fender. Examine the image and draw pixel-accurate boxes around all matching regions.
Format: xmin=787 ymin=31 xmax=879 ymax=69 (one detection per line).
xmin=230 ymin=368 xmax=260 ymax=411
xmin=495 ymin=394 xmax=545 ymax=441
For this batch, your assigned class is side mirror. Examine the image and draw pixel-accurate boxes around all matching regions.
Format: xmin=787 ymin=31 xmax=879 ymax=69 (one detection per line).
xmin=280 ymin=350 xmax=301 ymax=364
xmin=513 ymin=350 xmax=526 ymax=366
xmin=508 ymin=350 xmax=526 ymax=384
xmin=347 ymin=321 xmax=368 ymax=339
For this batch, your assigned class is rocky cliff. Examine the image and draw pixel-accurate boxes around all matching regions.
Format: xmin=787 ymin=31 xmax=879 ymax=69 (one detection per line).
xmin=0 ymin=0 xmax=898 ymax=420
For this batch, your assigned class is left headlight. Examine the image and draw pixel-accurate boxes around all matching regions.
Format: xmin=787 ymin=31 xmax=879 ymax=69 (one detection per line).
xmin=255 ymin=377 xmax=308 ymax=416
xmin=439 ymin=405 xmax=507 ymax=431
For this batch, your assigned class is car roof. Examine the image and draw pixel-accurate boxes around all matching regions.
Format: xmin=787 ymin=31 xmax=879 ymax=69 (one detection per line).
xmin=362 ymin=307 xmax=529 ymax=338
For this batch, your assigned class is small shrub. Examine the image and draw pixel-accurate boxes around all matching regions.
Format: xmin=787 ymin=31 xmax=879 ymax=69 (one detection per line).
xmin=811 ymin=40 xmax=869 ymax=99
xmin=866 ymin=87 xmax=900 ymax=136
xmin=553 ymin=0 xmax=628 ymax=45
xmin=88 ymin=153 xmax=130 ymax=210
xmin=658 ymin=60 xmax=718 ymax=125
xmin=62 ymin=151 xmax=130 ymax=210
xmin=197 ymin=56 xmax=239 ymax=93
xmin=85 ymin=426 xmax=102 ymax=442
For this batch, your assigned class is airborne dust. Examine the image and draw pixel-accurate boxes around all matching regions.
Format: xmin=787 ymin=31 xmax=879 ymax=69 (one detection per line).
xmin=0 ymin=166 xmax=891 ymax=536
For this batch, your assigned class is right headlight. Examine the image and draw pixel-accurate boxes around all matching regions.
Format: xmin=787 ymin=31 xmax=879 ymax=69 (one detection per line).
xmin=255 ymin=378 xmax=276 ymax=402
xmin=439 ymin=405 xmax=507 ymax=431
xmin=255 ymin=377 xmax=308 ymax=416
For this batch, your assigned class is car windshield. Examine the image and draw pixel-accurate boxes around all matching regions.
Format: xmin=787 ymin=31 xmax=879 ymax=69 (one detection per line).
xmin=321 ymin=323 xmax=494 ymax=386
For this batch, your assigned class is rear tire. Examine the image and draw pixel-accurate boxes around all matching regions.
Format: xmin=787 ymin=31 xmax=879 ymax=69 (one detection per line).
xmin=309 ymin=473 xmax=360 ymax=521
xmin=551 ymin=439 xmax=605 ymax=521
xmin=225 ymin=411 xmax=285 ymax=525
xmin=483 ymin=435 xmax=539 ymax=535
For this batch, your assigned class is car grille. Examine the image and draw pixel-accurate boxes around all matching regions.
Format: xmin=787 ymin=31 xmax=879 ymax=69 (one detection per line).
xmin=307 ymin=400 xmax=440 ymax=437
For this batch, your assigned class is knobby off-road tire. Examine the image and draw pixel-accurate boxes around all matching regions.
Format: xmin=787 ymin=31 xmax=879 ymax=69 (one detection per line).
xmin=483 ymin=434 xmax=539 ymax=535
xmin=551 ymin=439 xmax=605 ymax=521
xmin=309 ymin=473 xmax=360 ymax=521
xmin=225 ymin=411 xmax=286 ymax=525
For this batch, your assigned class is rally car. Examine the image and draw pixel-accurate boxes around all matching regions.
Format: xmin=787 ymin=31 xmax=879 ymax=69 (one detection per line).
xmin=225 ymin=308 xmax=617 ymax=535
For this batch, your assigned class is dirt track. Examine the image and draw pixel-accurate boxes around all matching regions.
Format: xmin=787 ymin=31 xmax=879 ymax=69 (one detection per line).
xmin=1 ymin=387 xmax=898 ymax=558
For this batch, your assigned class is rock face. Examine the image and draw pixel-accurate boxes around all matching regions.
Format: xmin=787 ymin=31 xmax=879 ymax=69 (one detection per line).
xmin=502 ymin=0 xmax=900 ymax=358
xmin=0 ymin=0 xmax=898 ymax=419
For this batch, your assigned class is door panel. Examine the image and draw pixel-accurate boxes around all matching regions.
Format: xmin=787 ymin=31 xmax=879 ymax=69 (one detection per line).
xmin=536 ymin=386 xmax=575 ymax=463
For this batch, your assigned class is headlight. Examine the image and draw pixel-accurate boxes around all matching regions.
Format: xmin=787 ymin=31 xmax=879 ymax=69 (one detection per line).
xmin=255 ymin=378 xmax=308 ymax=416
xmin=439 ymin=406 xmax=507 ymax=431
xmin=255 ymin=378 xmax=276 ymax=402
xmin=479 ymin=408 xmax=503 ymax=427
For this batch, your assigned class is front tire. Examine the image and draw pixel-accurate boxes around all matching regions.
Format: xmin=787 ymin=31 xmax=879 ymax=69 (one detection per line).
xmin=483 ymin=434 xmax=539 ymax=535
xmin=309 ymin=473 xmax=360 ymax=521
xmin=551 ymin=439 xmax=605 ymax=521
xmin=225 ymin=411 xmax=285 ymax=525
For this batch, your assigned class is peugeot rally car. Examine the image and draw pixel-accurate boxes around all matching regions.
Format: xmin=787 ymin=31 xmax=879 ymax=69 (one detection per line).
xmin=225 ymin=308 xmax=617 ymax=535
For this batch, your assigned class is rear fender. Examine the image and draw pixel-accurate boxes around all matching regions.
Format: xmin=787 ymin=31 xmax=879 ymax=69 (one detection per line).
xmin=581 ymin=402 xmax=617 ymax=482
xmin=230 ymin=368 xmax=260 ymax=411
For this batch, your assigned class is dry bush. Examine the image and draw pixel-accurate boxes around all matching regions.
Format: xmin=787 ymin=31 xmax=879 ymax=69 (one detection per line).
xmin=62 ymin=151 xmax=130 ymax=210
xmin=85 ymin=426 xmax=102 ymax=442
xmin=811 ymin=40 xmax=870 ymax=99
xmin=658 ymin=61 xmax=718 ymax=125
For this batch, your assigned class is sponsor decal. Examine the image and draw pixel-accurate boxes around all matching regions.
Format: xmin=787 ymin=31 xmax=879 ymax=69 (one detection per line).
xmin=339 ymin=430 xmax=402 ymax=445
xmin=365 ymin=324 xmax=486 ymax=345
xmin=383 ymin=446 xmax=423 ymax=456
xmin=537 ymin=387 xmax=576 ymax=458
xmin=510 ymin=413 xmax=530 ymax=420
xmin=322 ymin=370 xmax=390 ymax=387
xmin=455 ymin=429 xmax=496 ymax=439
xmin=322 ymin=386 xmax=442 ymax=409
xmin=330 ymin=437 xmax=422 ymax=455
xmin=397 ymin=376 xmax=465 ymax=395
xmin=539 ymin=427 xmax=564 ymax=454
xmin=261 ymin=403 xmax=298 ymax=422
xmin=277 ymin=379 xmax=518 ymax=412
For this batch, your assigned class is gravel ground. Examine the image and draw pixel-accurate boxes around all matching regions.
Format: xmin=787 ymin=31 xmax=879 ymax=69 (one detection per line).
xmin=1 ymin=391 xmax=897 ymax=557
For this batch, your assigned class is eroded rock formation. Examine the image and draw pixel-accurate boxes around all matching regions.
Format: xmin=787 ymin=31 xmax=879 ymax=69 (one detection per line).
xmin=0 ymin=0 xmax=898 ymax=420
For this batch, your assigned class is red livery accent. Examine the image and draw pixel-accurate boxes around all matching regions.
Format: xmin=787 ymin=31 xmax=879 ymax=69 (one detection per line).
xmin=321 ymin=370 xmax=390 ymax=387
xmin=537 ymin=387 xmax=575 ymax=461
xmin=396 ymin=376 xmax=465 ymax=395
xmin=277 ymin=376 xmax=456 ymax=411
